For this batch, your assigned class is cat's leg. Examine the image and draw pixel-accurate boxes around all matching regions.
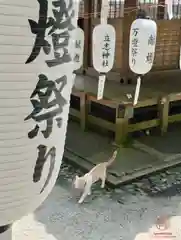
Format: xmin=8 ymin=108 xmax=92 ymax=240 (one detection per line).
xmin=88 ymin=188 xmax=91 ymax=195
xmin=78 ymin=177 xmax=92 ymax=204
xmin=101 ymin=169 xmax=106 ymax=188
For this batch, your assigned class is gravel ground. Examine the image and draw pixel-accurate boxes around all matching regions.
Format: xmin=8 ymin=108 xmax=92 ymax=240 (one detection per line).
xmin=12 ymin=161 xmax=181 ymax=240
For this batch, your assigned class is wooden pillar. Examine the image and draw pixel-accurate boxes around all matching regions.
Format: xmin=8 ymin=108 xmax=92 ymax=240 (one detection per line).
xmin=158 ymin=96 xmax=169 ymax=135
xmin=124 ymin=0 xmax=138 ymax=9
xmin=157 ymin=0 xmax=166 ymax=20
xmin=122 ymin=0 xmax=137 ymax=78
xmin=97 ymin=0 xmax=102 ymax=18
xmin=80 ymin=92 xmax=88 ymax=131
xmin=83 ymin=0 xmax=92 ymax=70
xmin=115 ymin=104 xmax=130 ymax=145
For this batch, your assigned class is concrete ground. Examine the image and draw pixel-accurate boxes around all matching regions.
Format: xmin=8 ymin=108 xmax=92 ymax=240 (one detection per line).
xmin=12 ymin=162 xmax=181 ymax=240
xmin=11 ymin=116 xmax=181 ymax=239
xmin=64 ymin=120 xmax=181 ymax=185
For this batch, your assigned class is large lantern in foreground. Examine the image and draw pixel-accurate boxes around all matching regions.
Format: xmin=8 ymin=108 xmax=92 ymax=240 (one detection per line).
xmin=0 ymin=0 xmax=78 ymax=232
xmin=92 ymin=0 xmax=116 ymax=100
xmin=129 ymin=17 xmax=157 ymax=105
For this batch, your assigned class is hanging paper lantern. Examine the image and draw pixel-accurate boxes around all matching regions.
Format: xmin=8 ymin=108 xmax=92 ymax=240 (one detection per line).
xmin=0 ymin=0 xmax=77 ymax=227
xmin=93 ymin=24 xmax=116 ymax=74
xmin=70 ymin=0 xmax=84 ymax=71
xmin=92 ymin=24 xmax=116 ymax=100
xmin=91 ymin=0 xmax=116 ymax=100
xmin=129 ymin=18 xmax=157 ymax=105
xmin=129 ymin=18 xmax=157 ymax=75
xmin=72 ymin=27 xmax=85 ymax=71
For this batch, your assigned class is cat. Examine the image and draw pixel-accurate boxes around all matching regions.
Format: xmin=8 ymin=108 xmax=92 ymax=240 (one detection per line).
xmin=73 ymin=150 xmax=118 ymax=204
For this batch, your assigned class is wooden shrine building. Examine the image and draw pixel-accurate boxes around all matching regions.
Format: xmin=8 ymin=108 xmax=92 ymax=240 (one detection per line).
xmin=70 ymin=0 xmax=181 ymax=145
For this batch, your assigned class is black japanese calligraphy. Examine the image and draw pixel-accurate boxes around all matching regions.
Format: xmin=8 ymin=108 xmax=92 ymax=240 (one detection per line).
xmin=46 ymin=0 xmax=75 ymax=67
xmin=26 ymin=0 xmax=51 ymax=64
xmin=132 ymin=28 xmax=139 ymax=37
xmin=132 ymin=58 xmax=136 ymax=66
xmin=148 ymin=34 xmax=155 ymax=46
xmin=104 ymin=34 xmax=110 ymax=42
xmin=73 ymin=39 xmax=81 ymax=63
xmin=25 ymin=74 xmax=67 ymax=139
xmin=102 ymin=33 xmax=110 ymax=67
xmin=132 ymin=38 xmax=138 ymax=48
xmin=75 ymin=40 xmax=81 ymax=49
xmin=33 ymin=144 xmax=56 ymax=193
xmin=74 ymin=53 xmax=80 ymax=62
xmin=48 ymin=0 xmax=74 ymax=35
xmin=25 ymin=0 xmax=72 ymax=191
xmin=131 ymin=29 xmax=139 ymax=66
xmin=102 ymin=51 xmax=110 ymax=59
xmin=132 ymin=48 xmax=138 ymax=57
xmin=146 ymin=52 xmax=153 ymax=64
xmin=102 ymin=59 xmax=109 ymax=67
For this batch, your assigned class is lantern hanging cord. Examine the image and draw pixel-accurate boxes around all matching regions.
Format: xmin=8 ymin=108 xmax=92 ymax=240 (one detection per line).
xmin=100 ymin=0 xmax=109 ymax=24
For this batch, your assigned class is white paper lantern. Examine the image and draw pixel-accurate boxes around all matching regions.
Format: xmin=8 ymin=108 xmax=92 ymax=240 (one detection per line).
xmin=72 ymin=27 xmax=85 ymax=71
xmin=0 ymin=0 xmax=77 ymax=226
xmin=92 ymin=24 xmax=116 ymax=73
xmin=92 ymin=23 xmax=116 ymax=100
xmin=70 ymin=0 xmax=84 ymax=71
xmin=92 ymin=0 xmax=116 ymax=100
xmin=129 ymin=18 xmax=157 ymax=105
xmin=129 ymin=18 xmax=157 ymax=75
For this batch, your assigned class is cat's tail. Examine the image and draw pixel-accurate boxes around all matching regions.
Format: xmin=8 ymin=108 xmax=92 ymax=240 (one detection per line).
xmin=106 ymin=150 xmax=118 ymax=167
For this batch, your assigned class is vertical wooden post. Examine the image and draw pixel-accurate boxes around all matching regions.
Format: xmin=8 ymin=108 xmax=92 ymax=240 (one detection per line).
xmin=115 ymin=104 xmax=129 ymax=145
xmin=80 ymin=92 xmax=87 ymax=131
xmin=83 ymin=0 xmax=92 ymax=70
xmin=122 ymin=0 xmax=137 ymax=77
xmin=158 ymin=96 xmax=169 ymax=135
xmin=97 ymin=0 xmax=102 ymax=18
xmin=157 ymin=0 xmax=166 ymax=19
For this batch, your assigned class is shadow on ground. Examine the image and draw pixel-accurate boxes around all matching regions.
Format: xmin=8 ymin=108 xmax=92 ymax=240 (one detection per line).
xmin=137 ymin=122 xmax=181 ymax=154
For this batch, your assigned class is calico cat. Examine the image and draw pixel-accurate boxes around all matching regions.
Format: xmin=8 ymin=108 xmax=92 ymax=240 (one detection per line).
xmin=73 ymin=150 xmax=118 ymax=204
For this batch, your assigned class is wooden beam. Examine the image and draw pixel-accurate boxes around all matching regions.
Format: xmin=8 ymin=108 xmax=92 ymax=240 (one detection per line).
xmin=80 ymin=92 xmax=88 ymax=131
xmin=124 ymin=0 xmax=137 ymax=9
xmin=157 ymin=0 xmax=166 ymax=19
xmin=97 ymin=0 xmax=102 ymax=18
xmin=115 ymin=105 xmax=129 ymax=145
xmin=83 ymin=0 xmax=92 ymax=70
xmin=158 ymin=96 xmax=169 ymax=135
